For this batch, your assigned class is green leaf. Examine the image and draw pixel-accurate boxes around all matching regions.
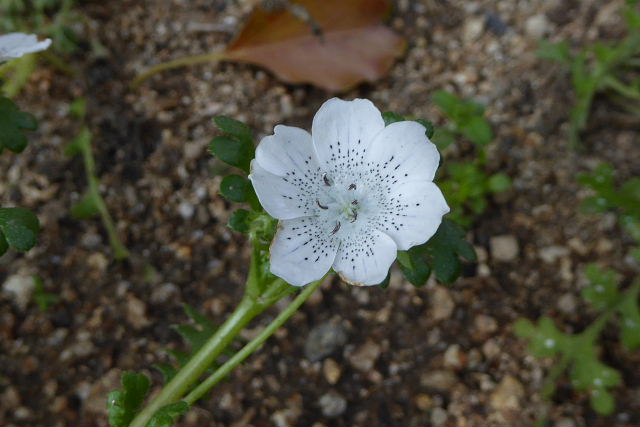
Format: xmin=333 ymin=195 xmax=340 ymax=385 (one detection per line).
xmin=376 ymin=269 xmax=391 ymax=289
xmin=396 ymin=250 xmax=412 ymax=270
xmin=70 ymin=191 xmax=100 ymax=219
xmin=514 ymin=316 xmax=566 ymax=357
xmin=579 ymin=196 xmax=611 ymax=214
xmin=432 ymin=90 xmax=466 ymax=119
xmin=537 ymin=40 xmax=572 ymax=63
xmin=146 ymin=401 xmax=189 ymax=427
xmin=228 ymin=209 xmax=252 ymax=233
xmin=617 ymin=283 xmax=640 ymax=350
xmin=220 ymin=174 xmax=253 ymax=203
xmin=153 ymin=363 xmax=178 ymax=384
xmin=33 ymin=276 xmax=58 ymax=311
xmin=0 ymin=232 xmax=8 ymax=257
xmin=64 ymin=127 xmax=91 ymax=157
xmin=107 ymin=372 xmax=151 ymax=427
xmin=69 ymin=97 xmax=87 ymax=119
xmin=0 ymin=96 xmax=38 ymax=154
xmin=419 ymin=219 xmax=476 ymax=284
xmin=487 ymin=173 xmax=511 ymax=193
xmin=431 ymin=127 xmax=456 ymax=150
xmin=208 ymin=136 xmax=254 ymax=173
xmin=171 ymin=304 xmax=217 ymax=354
xmin=415 ymin=119 xmax=435 ymax=139
xmin=571 ymin=356 xmax=621 ymax=391
xmin=382 ymin=111 xmax=405 ymax=126
xmin=0 ymin=207 xmax=40 ymax=252
xmin=582 ymin=264 xmax=620 ymax=310
xmin=590 ymin=388 xmax=616 ymax=415
xmin=213 ymin=116 xmax=253 ymax=146
xmin=399 ymin=249 xmax=431 ymax=287
xmin=460 ymin=115 xmax=492 ymax=147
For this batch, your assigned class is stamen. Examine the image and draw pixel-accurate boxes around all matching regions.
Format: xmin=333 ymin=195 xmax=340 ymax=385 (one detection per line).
xmin=322 ymin=173 xmax=331 ymax=186
xmin=350 ymin=211 xmax=358 ymax=223
xmin=348 ymin=183 xmax=356 ymax=190
xmin=316 ymin=200 xmax=328 ymax=210
xmin=351 ymin=200 xmax=358 ymax=205
xmin=330 ymin=221 xmax=341 ymax=235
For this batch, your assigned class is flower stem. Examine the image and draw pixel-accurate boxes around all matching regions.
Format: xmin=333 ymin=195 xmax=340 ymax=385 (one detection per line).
xmin=79 ymin=135 xmax=129 ymax=259
xmin=128 ymin=295 xmax=264 ymax=427
xmin=184 ymin=279 xmax=323 ymax=405
xmin=131 ymin=51 xmax=226 ymax=88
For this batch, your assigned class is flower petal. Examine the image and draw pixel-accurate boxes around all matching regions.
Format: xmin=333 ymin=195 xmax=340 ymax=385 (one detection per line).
xmin=365 ymin=121 xmax=440 ymax=183
xmin=333 ymin=229 xmax=397 ymax=286
xmin=373 ymin=181 xmax=449 ymax=250
xmin=0 ymin=33 xmax=51 ymax=61
xmin=311 ymin=98 xmax=385 ymax=173
xmin=255 ymin=125 xmax=318 ymax=177
xmin=270 ymin=217 xmax=339 ymax=286
xmin=249 ymin=161 xmax=318 ymax=220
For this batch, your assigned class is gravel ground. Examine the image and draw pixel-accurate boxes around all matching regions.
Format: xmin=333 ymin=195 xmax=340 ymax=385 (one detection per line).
xmin=1 ymin=0 xmax=640 ymax=426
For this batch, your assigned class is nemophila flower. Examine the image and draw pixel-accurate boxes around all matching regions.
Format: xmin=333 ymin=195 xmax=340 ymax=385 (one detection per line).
xmin=250 ymin=98 xmax=449 ymax=286
xmin=0 ymin=33 xmax=52 ymax=63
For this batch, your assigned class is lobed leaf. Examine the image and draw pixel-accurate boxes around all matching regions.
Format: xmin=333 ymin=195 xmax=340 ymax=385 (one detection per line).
xmin=146 ymin=401 xmax=189 ymax=427
xmin=208 ymin=135 xmax=254 ymax=173
xmin=617 ymin=282 xmax=640 ymax=350
xmin=0 ymin=207 xmax=40 ymax=252
xmin=582 ymin=264 xmax=620 ymax=310
xmin=213 ymin=116 xmax=253 ymax=146
xmin=220 ymin=174 xmax=254 ymax=203
xmin=422 ymin=218 xmax=476 ymax=284
xmin=399 ymin=248 xmax=431 ymax=287
xmin=228 ymin=209 xmax=252 ymax=234
xmin=513 ymin=316 xmax=566 ymax=358
xmin=107 ymin=372 xmax=151 ymax=427
xmin=0 ymin=96 xmax=37 ymax=154
xmin=70 ymin=191 xmax=100 ymax=219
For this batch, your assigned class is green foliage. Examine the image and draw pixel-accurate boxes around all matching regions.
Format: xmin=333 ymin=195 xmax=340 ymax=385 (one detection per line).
xmin=538 ymin=5 xmax=640 ymax=146
xmin=516 ymin=264 xmax=640 ymax=415
xmin=33 ymin=275 xmax=58 ymax=311
xmin=578 ymin=162 xmax=640 ymax=244
xmin=431 ymin=90 xmax=492 ymax=148
xmin=146 ymin=401 xmax=189 ymax=427
xmin=0 ymin=96 xmax=37 ymax=154
xmin=0 ymin=207 xmax=40 ymax=255
xmin=396 ymin=219 xmax=476 ymax=286
xmin=429 ymin=91 xmax=511 ymax=227
xmin=107 ymin=372 xmax=151 ymax=427
xmin=154 ymin=304 xmax=229 ymax=384
xmin=209 ymin=116 xmax=255 ymax=173
xmin=381 ymin=111 xmax=435 ymax=139
xmin=64 ymin=108 xmax=128 ymax=259
xmin=219 ymin=174 xmax=257 ymax=206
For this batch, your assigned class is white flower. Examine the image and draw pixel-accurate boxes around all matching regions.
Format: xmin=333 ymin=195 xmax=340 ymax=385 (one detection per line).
xmin=249 ymin=98 xmax=450 ymax=287
xmin=0 ymin=33 xmax=52 ymax=63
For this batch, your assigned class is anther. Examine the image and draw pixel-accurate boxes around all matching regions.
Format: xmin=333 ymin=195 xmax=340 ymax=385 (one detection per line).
xmin=351 ymin=200 xmax=358 ymax=206
xmin=316 ymin=200 xmax=328 ymax=210
xmin=348 ymin=183 xmax=356 ymax=190
xmin=322 ymin=173 xmax=331 ymax=186
xmin=350 ymin=211 xmax=358 ymax=223
xmin=330 ymin=221 xmax=341 ymax=235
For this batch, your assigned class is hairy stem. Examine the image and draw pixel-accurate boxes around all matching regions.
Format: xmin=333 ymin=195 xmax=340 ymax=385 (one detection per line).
xmin=128 ymin=295 xmax=264 ymax=427
xmin=184 ymin=278 xmax=322 ymax=405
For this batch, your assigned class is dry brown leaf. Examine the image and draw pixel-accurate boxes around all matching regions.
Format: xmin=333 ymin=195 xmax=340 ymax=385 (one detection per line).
xmin=223 ymin=0 xmax=406 ymax=91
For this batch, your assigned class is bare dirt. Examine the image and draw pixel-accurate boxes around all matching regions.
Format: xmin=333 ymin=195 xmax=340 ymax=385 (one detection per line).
xmin=1 ymin=0 xmax=639 ymax=426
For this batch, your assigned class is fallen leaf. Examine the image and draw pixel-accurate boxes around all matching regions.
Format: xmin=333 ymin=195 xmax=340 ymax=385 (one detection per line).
xmin=224 ymin=0 xmax=405 ymax=91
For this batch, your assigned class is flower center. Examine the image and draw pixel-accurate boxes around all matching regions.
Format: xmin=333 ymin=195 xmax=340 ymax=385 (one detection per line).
xmin=317 ymin=174 xmax=362 ymax=235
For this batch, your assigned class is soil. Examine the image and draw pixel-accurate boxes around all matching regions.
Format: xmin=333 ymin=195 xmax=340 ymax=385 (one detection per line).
xmin=1 ymin=0 xmax=640 ymax=426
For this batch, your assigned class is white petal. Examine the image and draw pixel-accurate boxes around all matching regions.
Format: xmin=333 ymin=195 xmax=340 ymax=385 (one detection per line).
xmin=311 ymin=98 xmax=385 ymax=173
xmin=373 ymin=181 xmax=449 ymax=250
xmin=365 ymin=121 xmax=440 ymax=183
xmin=270 ymin=217 xmax=339 ymax=286
xmin=0 ymin=33 xmax=51 ymax=61
xmin=332 ymin=229 xmax=397 ymax=286
xmin=249 ymin=161 xmax=318 ymax=220
xmin=255 ymin=125 xmax=318 ymax=177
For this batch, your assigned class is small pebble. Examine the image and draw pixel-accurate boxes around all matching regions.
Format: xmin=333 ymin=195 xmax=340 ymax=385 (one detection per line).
xmin=318 ymin=391 xmax=347 ymax=418
xmin=304 ymin=320 xmax=347 ymax=362
xmin=490 ymin=235 xmax=519 ymax=262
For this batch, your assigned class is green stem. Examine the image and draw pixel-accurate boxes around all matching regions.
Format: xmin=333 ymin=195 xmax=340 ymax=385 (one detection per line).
xmin=184 ymin=279 xmax=322 ymax=405
xmin=80 ymin=137 xmax=129 ymax=259
xmin=603 ymin=75 xmax=640 ymax=101
xmin=129 ymin=295 xmax=265 ymax=427
xmin=131 ymin=51 xmax=226 ymax=88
